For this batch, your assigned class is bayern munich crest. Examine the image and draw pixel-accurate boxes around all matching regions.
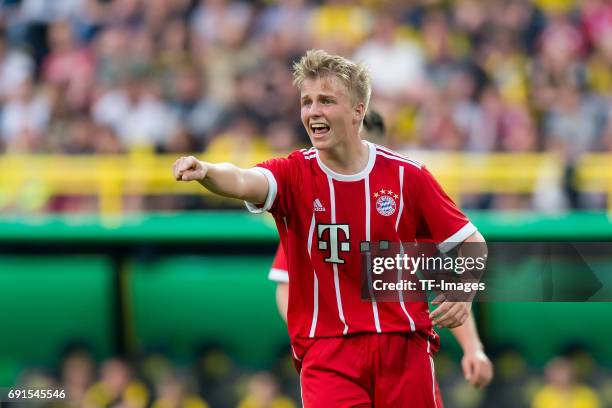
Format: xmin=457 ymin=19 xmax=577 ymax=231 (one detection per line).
xmin=374 ymin=189 xmax=398 ymax=216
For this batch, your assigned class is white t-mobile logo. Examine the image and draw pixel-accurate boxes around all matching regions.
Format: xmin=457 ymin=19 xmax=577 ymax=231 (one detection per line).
xmin=317 ymin=224 xmax=350 ymax=264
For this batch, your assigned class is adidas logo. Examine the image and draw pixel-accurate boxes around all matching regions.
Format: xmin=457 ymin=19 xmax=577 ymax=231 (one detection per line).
xmin=313 ymin=198 xmax=326 ymax=212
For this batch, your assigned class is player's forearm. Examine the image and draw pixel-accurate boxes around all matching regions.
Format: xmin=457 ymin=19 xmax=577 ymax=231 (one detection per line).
xmin=198 ymin=162 xmax=245 ymax=198
xmin=450 ymin=313 xmax=483 ymax=353
xmin=199 ymin=162 xmax=267 ymax=203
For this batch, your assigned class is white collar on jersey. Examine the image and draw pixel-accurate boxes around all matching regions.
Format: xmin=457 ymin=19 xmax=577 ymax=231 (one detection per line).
xmin=315 ymin=140 xmax=377 ymax=182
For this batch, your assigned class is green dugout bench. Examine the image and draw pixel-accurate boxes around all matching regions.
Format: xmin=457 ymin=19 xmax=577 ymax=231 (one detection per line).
xmin=1 ymin=211 xmax=611 ymax=385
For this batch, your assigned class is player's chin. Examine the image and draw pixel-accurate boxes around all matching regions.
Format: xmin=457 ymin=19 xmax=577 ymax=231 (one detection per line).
xmin=309 ymin=132 xmax=332 ymax=150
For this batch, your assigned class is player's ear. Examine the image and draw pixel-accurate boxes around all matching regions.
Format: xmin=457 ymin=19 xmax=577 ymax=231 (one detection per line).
xmin=354 ymin=102 xmax=365 ymax=124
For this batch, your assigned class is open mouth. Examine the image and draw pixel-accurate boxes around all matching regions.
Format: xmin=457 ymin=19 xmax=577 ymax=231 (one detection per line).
xmin=310 ymin=123 xmax=330 ymax=136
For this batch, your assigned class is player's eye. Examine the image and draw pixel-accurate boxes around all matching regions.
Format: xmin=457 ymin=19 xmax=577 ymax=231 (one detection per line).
xmin=302 ymin=99 xmax=312 ymax=106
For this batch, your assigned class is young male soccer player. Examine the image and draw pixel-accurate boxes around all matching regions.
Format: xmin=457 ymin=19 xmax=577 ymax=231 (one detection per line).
xmin=269 ymin=111 xmax=493 ymax=391
xmin=174 ymin=49 xmax=486 ymax=407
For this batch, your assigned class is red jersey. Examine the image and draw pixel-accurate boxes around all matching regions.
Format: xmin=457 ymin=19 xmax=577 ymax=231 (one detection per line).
xmin=269 ymin=244 xmax=290 ymax=283
xmin=248 ymin=141 xmax=476 ymax=358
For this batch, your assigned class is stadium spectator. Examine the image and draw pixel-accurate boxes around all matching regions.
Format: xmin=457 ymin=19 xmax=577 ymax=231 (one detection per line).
xmin=0 ymin=77 xmax=50 ymax=152
xmin=308 ymin=0 xmax=372 ymax=54
xmin=167 ymin=64 xmax=225 ymax=146
xmin=353 ymin=12 xmax=427 ymax=102
xmin=532 ymin=357 xmax=601 ymax=408
xmin=237 ymin=371 xmax=296 ymax=408
xmin=92 ymin=74 xmax=177 ymax=149
xmin=59 ymin=347 xmax=96 ymax=408
xmin=189 ymin=0 xmax=253 ymax=51
xmin=0 ymin=29 xmax=35 ymax=102
xmin=151 ymin=372 xmax=209 ymax=408
xmin=253 ymin=0 xmax=313 ymax=55
xmin=42 ymin=20 xmax=95 ymax=111
xmin=83 ymin=358 xmax=149 ymax=408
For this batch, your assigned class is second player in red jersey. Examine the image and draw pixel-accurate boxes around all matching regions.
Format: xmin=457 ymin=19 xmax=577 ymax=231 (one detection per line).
xmin=174 ymin=49 xmax=486 ymax=407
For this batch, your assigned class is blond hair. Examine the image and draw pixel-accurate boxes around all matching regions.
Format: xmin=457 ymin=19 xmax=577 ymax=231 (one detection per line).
xmin=292 ymin=49 xmax=371 ymax=112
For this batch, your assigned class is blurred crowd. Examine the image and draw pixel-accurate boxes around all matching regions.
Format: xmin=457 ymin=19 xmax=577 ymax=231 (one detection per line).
xmin=10 ymin=344 xmax=301 ymax=408
xmin=1 ymin=0 xmax=611 ymax=155
xmin=9 ymin=343 xmax=612 ymax=408
xmin=0 ymin=0 xmax=611 ymax=210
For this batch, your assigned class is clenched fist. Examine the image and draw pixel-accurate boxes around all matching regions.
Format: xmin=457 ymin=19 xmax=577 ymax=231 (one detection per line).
xmin=462 ymin=349 xmax=493 ymax=388
xmin=173 ymin=156 xmax=207 ymax=181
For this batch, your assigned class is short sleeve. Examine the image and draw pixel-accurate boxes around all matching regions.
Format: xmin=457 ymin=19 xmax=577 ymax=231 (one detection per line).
xmin=413 ymin=166 xmax=477 ymax=252
xmin=244 ymin=155 xmax=295 ymax=216
xmin=268 ymin=245 xmax=289 ymax=283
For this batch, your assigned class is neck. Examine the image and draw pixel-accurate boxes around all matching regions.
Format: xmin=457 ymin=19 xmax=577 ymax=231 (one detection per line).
xmin=318 ymin=138 xmax=369 ymax=175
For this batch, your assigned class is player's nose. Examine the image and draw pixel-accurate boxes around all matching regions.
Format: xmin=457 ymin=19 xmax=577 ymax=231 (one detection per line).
xmin=307 ymin=101 xmax=324 ymax=118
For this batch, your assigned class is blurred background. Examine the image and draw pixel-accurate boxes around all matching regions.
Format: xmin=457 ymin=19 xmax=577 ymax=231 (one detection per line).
xmin=0 ymin=0 xmax=611 ymax=407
